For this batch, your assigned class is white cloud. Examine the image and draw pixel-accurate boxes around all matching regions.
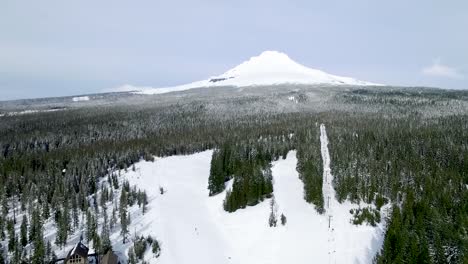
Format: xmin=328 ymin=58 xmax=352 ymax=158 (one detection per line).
xmin=422 ymin=60 xmax=463 ymax=79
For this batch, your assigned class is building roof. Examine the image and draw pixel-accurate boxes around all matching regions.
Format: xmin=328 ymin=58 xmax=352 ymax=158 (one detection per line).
xmin=101 ymin=251 xmax=120 ymax=264
xmin=66 ymin=241 xmax=89 ymax=259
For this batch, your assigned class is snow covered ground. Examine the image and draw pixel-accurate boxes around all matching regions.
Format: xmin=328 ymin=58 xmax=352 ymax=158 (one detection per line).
xmin=0 ymin=109 xmax=63 ymax=117
xmin=320 ymin=124 xmax=389 ymax=263
xmin=118 ymin=134 xmax=388 ymax=263
xmin=133 ymin=51 xmax=381 ymax=95
xmin=72 ymin=96 xmax=90 ymax=102
xmin=1 ymin=130 xmax=388 ymax=263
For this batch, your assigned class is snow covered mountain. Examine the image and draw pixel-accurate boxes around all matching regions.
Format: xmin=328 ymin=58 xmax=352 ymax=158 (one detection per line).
xmin=136 ymin=51 xmax=381 ymax=95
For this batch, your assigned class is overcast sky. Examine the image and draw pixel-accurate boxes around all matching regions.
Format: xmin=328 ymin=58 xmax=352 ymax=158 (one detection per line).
xmin=1 ymin=0 xmax=467 ymax=100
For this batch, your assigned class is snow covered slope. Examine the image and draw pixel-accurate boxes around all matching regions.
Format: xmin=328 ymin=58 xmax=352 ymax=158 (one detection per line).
xmin=136 ymin=51 xmax=380 ymax=95
xmin=16 ymin=130 xmax=387 ymax=263
xmin=120 ymin=147 xmax=388 ymax=263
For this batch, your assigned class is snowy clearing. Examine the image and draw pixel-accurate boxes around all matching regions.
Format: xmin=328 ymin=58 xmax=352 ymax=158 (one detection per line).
xmin=2 ymin=145 xmax=388 ymax=263
xmin=0 ymin=109 xmax=63 ymax=117
xmin=72 ymin=96 xmax=90 ymax=102
xmin=118 ymin=145 xmax=388 ymax=263
xmin=1 ymin=136 xmax=388 ymax=263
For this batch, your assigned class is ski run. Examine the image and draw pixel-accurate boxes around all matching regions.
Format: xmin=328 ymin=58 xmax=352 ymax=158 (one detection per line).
xmin=3 ymin=125 xmax=390 ymax=263
xmin=111 ymin=123 xmax=388 ymax=263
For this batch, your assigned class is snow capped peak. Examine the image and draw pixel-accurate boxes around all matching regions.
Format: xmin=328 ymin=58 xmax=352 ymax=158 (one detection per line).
xmin=228 ymin=50 xmax=295 ymax=72
xmin=135 ymin=51 xmax=381 ymax=95
xmin=219 ymin=50 xmax=308 ymax=78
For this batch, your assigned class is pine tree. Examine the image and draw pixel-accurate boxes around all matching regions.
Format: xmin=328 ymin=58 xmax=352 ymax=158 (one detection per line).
xmin=13 ymin=236 xmax=20 ymax=263
xmin=280 ymin=213 xmax=287 ymax=226
xmin=101 ymin=186 xmax=109 ymax=207
xmin=120 ymin=189 xmax=129 ymax=243
xmin=112 ymin=174 xmax=119 ymax=189
xmin=0 ymin=215 xmax=5 ymax=241
xmin=29 ymin=209 xmax=41 ymax=243
xmin=31 ymin=229 xmax=45 ymax=264
xmin=93 ymin=233 xmax=102 ymax=255
xmin=101 ymin=225 xmax=112 ymax=254
xmin=223 ymin=189 xmax=232 ymax=212
xmin=72 ymin=196 xmax=79 ymax=231
xmin=142 ymin=191 xmax=148 ymax=214
xmin=128 ymin=247 xmax=137 ymax=264
xmin=110 ymin=207 xmax=117 ymax=230
xmin=0 ymin=244 xmax=5 ymax=264
xmin=152 ymin=239 xmax=161 ymax=258
xmin=45 ymin=240 xmax=52 ymax=263
xmin=42 ymin=201 xmax=50 ymax=220
xmin=268 ymin=196 xmax=277 ymax=227
xmin=208 ymin=150 xmax=226 ymax=196
xmin=56 ymin=203 xmax=70 ymax=247
xmin=86 ymin=210 xmax=96 ymax=244
xmin=7 ymin=219 xmax=15 ymax=252
xmin=417 ymin=237 xmax=430 ymax=263
xmin=20 ymin=215 xmax=28 ymax=246
xmin=268 ymin=212 xmax=277 ymax=227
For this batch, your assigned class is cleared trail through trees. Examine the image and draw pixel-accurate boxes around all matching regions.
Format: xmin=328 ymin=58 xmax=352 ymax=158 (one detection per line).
xmin=320 ymin=124 xmax=337 ymax=264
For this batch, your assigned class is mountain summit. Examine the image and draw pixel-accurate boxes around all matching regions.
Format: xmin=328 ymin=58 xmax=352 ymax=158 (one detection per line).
xmin=209 ymin=51 xmax=378 ymax=86
xmin=137 ymin=51 xmax=380 ymax=95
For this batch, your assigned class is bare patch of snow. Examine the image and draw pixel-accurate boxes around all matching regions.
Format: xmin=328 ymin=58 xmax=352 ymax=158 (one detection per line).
xmin=72 ymin=96 xmax=90 ymax=102
xmin=0 ymin=109 xmax=64 ymax=117
xmin=288 ymin=96 xmax=298 ymax=103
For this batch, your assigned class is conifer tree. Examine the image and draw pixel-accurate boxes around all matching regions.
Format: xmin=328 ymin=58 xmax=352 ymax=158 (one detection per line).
xmin=93 ymin=233 xmax=102 ymax=255
xmin=0 ymin=215 xmax=4 ymax=241
xmin=56 ymin=204 xmax=70 ymax=247
xmin=142 ymin=191 xmax=148 ymax=214
xmin=7 ymin=219 xmax=15 ymax=252
xmin=120 ymin=189 xmax=129 ymax=243
xmin=128 ymin=247 xmax=137 ymax=264
xmin=12 ymin=236 xmax=20 ymax=263
xmin=280 ymin=213 xmax=287 ymax=226
xmin=101 ymin=225 xmax=112 ymax=254
xmin=268 ymin=196 xmax=277 ymax=227
xmin=0 ymin=244 xmax=5 ymax=264
xmin=110 ymin=207 xmax=117 ymax=230
xmin=20 ymin=215 xmax=28 ymax=246
xmin=72 ymin=196 xmax=79 ymax=231
xmin=29 ymin=209 xmax=41 ymax=243
xmin=208 ymin=150 xmax=226 ymax=196
xmin=42 ymin=201 xmax=50 ymax=220
xmin=152 ymin=239 xmax=161 ymax=258
xmin=86 ymin=210 xmax=95 ymax=244
xmin=31 ymin=229 xmax=45 ymax=264
xmin=45 ymin=240 xmax=52 ymax=263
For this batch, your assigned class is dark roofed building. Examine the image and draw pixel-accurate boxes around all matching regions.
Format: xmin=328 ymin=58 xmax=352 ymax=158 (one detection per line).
xmin=100 ymin=250 xmax=121 ymax=264
xmin=65 ymin=242 xmax=89 ymax=264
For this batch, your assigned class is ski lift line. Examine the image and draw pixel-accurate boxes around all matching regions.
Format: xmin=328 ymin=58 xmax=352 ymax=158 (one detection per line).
xmin=321 ymin=124 xmax=337 ymax=264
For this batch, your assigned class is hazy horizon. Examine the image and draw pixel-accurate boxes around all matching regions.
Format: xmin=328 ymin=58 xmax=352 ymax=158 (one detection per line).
xmin=1 ymin=1 xmax=467 ymax=100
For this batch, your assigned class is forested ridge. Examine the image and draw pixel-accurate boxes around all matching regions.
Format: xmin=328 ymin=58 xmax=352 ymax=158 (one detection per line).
xmin=326 ymin=113 xmax=467 ymax=263
xmin=0 ymin=85 xmax=467 ymax=263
